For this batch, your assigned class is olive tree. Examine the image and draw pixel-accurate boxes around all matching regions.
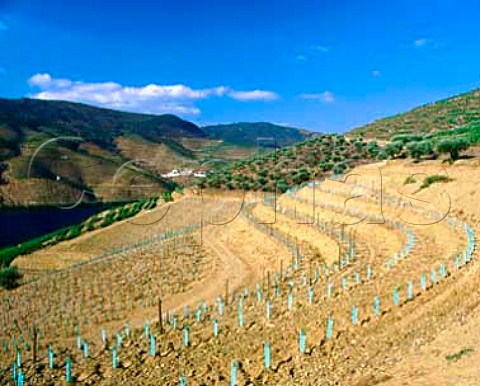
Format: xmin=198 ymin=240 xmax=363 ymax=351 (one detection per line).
xmin=384 ymin=141 xmax=404 ymax=158
xmin=437 ymin=138 xmax=470 ymax=161
xmin=406 ymin=140 xmax=433 ymax=160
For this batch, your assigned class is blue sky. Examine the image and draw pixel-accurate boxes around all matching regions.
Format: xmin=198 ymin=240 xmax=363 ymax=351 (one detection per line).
xmin=0 ymin=0 xmax=479 ymax=132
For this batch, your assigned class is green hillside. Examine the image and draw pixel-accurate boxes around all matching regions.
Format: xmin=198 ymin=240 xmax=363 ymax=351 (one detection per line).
xmin=349 ymin=89 xmax=480 ymax=141
xmin=198 ymin=134 xmax=377 ymax=192
xmin=200 ymin=89 xmax=480 ymax=193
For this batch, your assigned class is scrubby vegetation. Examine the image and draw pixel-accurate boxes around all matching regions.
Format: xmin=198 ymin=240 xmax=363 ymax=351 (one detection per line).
xmin=445 ymin=347 xmax=474 ymax=362
xmin=199 ymin=121 xmax=473 ymax=193
xmin=379 ymin=135 xmax=470 ymax=162
xmin=347 ymin=90 xmax=478 ymax=161
xmin=420 ymin=174 xmax=451 ymax=189
xmin=406 ymin=140 xmax=433 ymax=160
xmin=404 ymin=176 xmax=417 ymax=185
xmin=384 ymin=141 xmax=404 ymax=158
xmin=350 ymin=89 xmax=480 ymax=139
xmin=0 ymin=266 xmax=21 ymax=290
xmin=436 ymin=138 xmax=470 ymax=161
xmin=162 ymin=191 xmax=173 ymax=202
xmin=198 ymin=134 xmax=376 ymax=192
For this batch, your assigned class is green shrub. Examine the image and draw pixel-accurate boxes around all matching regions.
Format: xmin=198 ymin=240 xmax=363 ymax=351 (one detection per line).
xmin=366 ymin=141 xmax=380 ymax=157
xmin=376 ymin=150 xmax=388 ymax=160
xmin=207 ymin=177 xmax=221 ymax=189
xmin=331 ymin=154 xmax=342 ymax=162
xmin=150 ymin=195 xmax=159 ymax=208
xmin=406 ymin=140 xmax=433 ymax=160
xmin=404 ymin=176 xmax=416 ymax=185
xmin=292 ymin=174 xmax=303 ymax=185
xmin=468 ymin=124 xmax=480 ymax=144
xmin=101 ymin=211 xmax=116 ymax=227
xmin=421 ymin=174 xmax=451 ymax=189
xmin=437 ymin=138 xmax=470 ymax=161
xmin=333 ymin=161 xmax=348 ymax=175
xmin=143 ymin=195 xmax=158 ymax=210
xmin=66 ymin=225 xmax=82 ymax=239
xmin=162 ymin=191 xmax=173 ymax=202
xmin=0 ymin=266 xmax=21 ymax=290
xmin=258 ymin=168 xmax=268 ymax=177
xmin=320 ymin=161 xmax=333 ymax=171
xmin=384 ymin=141 xmax=404 ymax=158
xmin=354 ymin=141 xmax=364 ymax=151
xmin=241 ymin=181 xmax=254 ymax=190
xmin=391 ymin=134 xmax=423 ymax=144
xmin=276 ymin=179 xmax=289 ymax=193
xmin=446 ymin=347 xmax=474 ymax=362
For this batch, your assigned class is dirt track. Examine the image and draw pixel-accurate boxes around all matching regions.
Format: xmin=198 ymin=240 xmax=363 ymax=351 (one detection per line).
xmin=1 ymin=159 xmax=479 ymax=385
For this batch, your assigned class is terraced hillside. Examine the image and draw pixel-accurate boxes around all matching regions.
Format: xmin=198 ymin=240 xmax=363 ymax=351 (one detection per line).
xmin=349 ymin=89 xmax=480 ymax=141
xmin=1 ymin=159 xmax=478 ymax=385
xmin=0 ymin=99 xmax=314 ymax=206
xmin=199 ymin=100 xmax=480 ymax=194
xmin=0 ymin=98 xmax=205 ymax=205
xmin=199 ymin=134 xmax=379 ymax=192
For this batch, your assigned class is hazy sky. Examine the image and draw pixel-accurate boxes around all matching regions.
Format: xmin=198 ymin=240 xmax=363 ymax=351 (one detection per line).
xmin=1 ymin=0 xmax=479 ymax=132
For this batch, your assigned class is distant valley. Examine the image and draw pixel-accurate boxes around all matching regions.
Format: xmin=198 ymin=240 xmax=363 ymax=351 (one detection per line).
xmin=0 ymin=98 xmax=313 ymax=206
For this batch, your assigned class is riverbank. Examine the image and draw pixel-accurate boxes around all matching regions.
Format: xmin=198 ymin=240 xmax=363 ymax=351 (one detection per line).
xmin=0 ymin=195 xmax=159 ymax=268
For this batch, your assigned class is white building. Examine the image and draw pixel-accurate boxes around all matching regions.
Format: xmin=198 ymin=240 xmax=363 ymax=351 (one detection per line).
xmin=161 ymin=168 xmax=209 ymax=179
xmin=161 ymin=169 xmax=182 ymax=178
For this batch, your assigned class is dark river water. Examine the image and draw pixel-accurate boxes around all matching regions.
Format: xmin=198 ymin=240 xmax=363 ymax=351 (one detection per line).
xmin=0 ymin=204 xmax=111 ymax=248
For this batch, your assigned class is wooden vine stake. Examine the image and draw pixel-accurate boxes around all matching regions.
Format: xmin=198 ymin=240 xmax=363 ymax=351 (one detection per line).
xmin=32 ymin=327 xmax=37 ymax=363
xmin=158 ymin=297 xmax=164 ymax=334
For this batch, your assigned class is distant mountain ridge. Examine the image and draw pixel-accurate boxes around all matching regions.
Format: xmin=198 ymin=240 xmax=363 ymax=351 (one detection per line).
xmin=0 ymin=99 xmax=313 ymax=159
xmin=0 ymin=98 xmax=312 ymax=205
xmin=0 ymin=98 xmax=205 ymax=153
